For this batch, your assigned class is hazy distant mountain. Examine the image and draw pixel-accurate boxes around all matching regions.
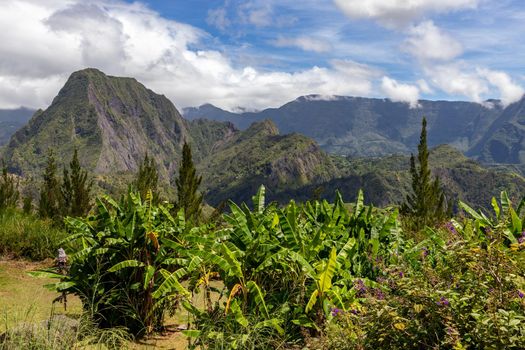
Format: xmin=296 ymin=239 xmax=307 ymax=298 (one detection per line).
xmin=184 ymin=95 xmax=524 ymax=160
xmin=0 ymin=108 xmax=36 ymax=146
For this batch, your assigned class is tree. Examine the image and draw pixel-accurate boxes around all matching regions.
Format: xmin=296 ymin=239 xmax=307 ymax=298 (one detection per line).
xmin=0 ymin=161 xmax=19 ymax=210
xmin=61 ymin=149 xmax=92 ymax=217
xmin=39 ymin=151 xmax=62 ymax=220
xmin=174 ymin=142 xmax=203 ymax=222
xmin=401 ymin=117 xmax=449 ymax=229
xmin=133 ymin=153 xmax=160 ymax=204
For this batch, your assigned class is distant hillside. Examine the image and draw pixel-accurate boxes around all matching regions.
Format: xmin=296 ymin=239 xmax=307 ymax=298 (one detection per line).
xmin=281 ymin=145 xmax=525 ymax=211
xmin=197 ymin=119 xmax=340 ymax=206
xmin=183 ymin=95 xmax=525 ymax=162
xmin=0 ymin=108 xmax=35 ymax=146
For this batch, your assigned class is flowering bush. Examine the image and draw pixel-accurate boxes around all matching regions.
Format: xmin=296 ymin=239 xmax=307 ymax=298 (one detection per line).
xmin=320 ymin=223 xmax=525 ymax=349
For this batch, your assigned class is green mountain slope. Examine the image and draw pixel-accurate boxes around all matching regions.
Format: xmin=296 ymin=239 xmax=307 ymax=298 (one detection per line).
xmin=3 ymin=68 xmax=190 ymax=182
xmin=198 ymin=119 xmax=340 ymax=205
xmin=284 ymin=145 xmax=525 ymax=211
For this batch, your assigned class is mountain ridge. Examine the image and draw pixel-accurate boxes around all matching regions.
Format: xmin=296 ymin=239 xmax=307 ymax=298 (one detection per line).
xmin=183 ymin=94 xmax=525 ymax=163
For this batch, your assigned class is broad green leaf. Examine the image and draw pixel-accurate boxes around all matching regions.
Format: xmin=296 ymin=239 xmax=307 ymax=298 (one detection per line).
xmin=153 ymin=269 xmax=190 ymax=298
xmin=229 ymin=299 xmax=248 ymax=327
xmin=108 ymin=260 xmax=144 ymax=272
xmin=491 ymin=197 xmax=500 ymax=219
xmin=28 ymin=270 xmax=64 ymax=279
xmin=252 ymin=185 xmax=266 ymax=214
xmin=305 ymin=289 xmax=319 ymax=313
xmin=318 ymin=248 xmax=337 ymax=294
xmin=247 ymin=281 xmax=269 ymax=318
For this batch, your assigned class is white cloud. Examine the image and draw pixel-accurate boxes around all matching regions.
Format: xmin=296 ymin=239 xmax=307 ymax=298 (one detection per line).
xmin=0 ymin=0 xmax=379 ymax=110
xmin=381 ymin=76 xmax=420 ymax=107
xmin=334 ymin=0 xmax=479 ymax=28
xmin=425 ymin=64 xmax=489 ymax=103
xmin=271 ymin=36 xmax=332 ymax=53
xmin=207 ymin=7 xmax=231 ymax=31
xmin=478 ymin=68 xmax=524 ymax=106
xmin=424 ymin=64 xmax=524 ymax=106
xmin=404 ymin=21 xmax=462 ymax=61
xmin=417 ymin=79 xmax=433 ymax=94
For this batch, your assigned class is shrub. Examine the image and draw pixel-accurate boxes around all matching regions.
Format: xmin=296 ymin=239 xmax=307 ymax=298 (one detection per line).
xmin=0 ymin=209 xmax=67 ymax=260
xmin=38 ymin=191 xmax=193 ymax=335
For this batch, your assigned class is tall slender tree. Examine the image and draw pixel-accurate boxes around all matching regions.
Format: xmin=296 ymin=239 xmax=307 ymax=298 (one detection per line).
xmin=133 ymin=153 xmax=160 ymax=204
xmin=174 ymin=142 xmax=203 ymax=222
xmin=0 ymin=161 xmax=19 ymax=210
xmin=61 ymin=149 xmax=92 ymax=217
xmin=39 ymin=151 xmax=62 ymax=220
xmin=402 ymin=117 xmax=449 ymax=229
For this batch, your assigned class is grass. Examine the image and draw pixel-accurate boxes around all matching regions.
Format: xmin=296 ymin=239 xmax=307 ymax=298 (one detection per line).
xmin=0 ymin=260 xmax=81 ymax=328
xmin=0 ymin=209 xmax=67 ymax=261
xmin=0 ymin=259 xmax=222 ymax=349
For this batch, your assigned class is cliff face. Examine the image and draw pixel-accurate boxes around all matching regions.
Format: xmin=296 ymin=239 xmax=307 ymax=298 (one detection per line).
xmin=197 ymin=120 xmax=340 ymax=205
xmin=4 ymin=68 xmax=190 ymax=180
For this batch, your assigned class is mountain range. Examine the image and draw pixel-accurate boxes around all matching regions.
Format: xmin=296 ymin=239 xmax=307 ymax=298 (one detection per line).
xmin=0 ymin=108 xmax=35 ymax=146
xmin=1 ymin=68 xmax=525 ymax=210
xmin=183 ymin=95 xmax=525 ymax=166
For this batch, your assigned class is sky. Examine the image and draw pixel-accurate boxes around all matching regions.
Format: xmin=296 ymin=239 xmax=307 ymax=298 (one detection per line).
xmin=0 ymin=0 xmax=524 ymax=111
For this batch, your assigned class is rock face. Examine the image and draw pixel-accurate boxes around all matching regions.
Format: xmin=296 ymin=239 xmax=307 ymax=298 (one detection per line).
xmin=197 ymin=120 xmax=340 ymax=205
xmin=4 ymin=68 xmax=190 ymax=180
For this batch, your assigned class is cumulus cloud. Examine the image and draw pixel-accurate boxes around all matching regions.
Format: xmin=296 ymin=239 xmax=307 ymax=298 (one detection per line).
xmin=424 ymin=64 xmax=524 ymax=106
xmin=478 ymin=68 xmax=524 ymax=106
xmin=334 ymin=0 xmax=479 ymax=28
xmin=404 ymin=21 xmax=463 ymax=61
xmin=381 ymin=76 xmax=420 ymax=107
xmin=271 ymin=36 xmax=332 ymax=53
xmin=0 ymin=0 xmax=380 ymax=110
xmin=425 ymin=64 xmax=489 ymax=103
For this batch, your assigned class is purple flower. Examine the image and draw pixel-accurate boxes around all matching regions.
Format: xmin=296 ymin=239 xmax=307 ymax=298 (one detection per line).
xmin=421 ymin=247 xmax=429 ymax=257
xmin=350 ymin=309 xmax=359 ymax=315
xmin=331 ymin=307 xmax=342 ymax=316
xmin=445 ymin=222 xmax=457 ymax=235
xmin=518 ymin=290 xmax=524 ymax=299
xmin=436 ymin=296 xmax=450 ymax=307
xmin=374 ymin=288 xmax=385 ymax=300
xmin=398 ymin=271 xmax=404 ymax=278
xmin=355 ymin=279 xmax=367 ymax=297
xmin=519 ymin=233 xmax=525 ymax=244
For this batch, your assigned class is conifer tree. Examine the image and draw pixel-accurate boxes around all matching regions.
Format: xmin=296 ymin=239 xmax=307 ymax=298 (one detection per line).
xmin=61 ymin=149 xmax=92 ymax=217
xmin=402 ymin=117 xmax=449 ymax=229
xmin=133 ymin=153 xmax=160 ymax=204
xmin=174 ymin=142 xmax=203 ymax=222
xmin=39 ymin=151 xmax=62 ymax=220
xmin=0 ymin=161 xmax=19 ymax=210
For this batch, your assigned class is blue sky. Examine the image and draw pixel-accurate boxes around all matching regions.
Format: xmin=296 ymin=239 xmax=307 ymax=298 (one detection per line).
xmin=0 ymin=0 xmax=524 ymax=110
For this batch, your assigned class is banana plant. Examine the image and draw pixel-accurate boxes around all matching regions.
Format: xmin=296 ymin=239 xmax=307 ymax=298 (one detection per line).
xmin=32 ymin=190 xmax=193 ymax=335
xmin=460 ymin=191 xmax=525 ymax=244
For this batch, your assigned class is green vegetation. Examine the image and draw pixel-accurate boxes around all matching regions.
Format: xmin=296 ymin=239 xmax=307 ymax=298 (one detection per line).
xmin=402 ymin=118 xmax=449 ymax=229
xmin=0 ymin=209 xmax=67 ymax=260
xmin=175 ymin=142 xmax=203 ymax=222
xmin=38 ymin=151 xmax=61 ymax=221
xmin=60 ymin=149 xmax=92 ymax=217
xmin=27 ymin=185 xmax=525 ymax=349
xmin=0 ymin=161 xmax=19 ymax=210
xmin=133 ymin=153 xmax=160 ymax=204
